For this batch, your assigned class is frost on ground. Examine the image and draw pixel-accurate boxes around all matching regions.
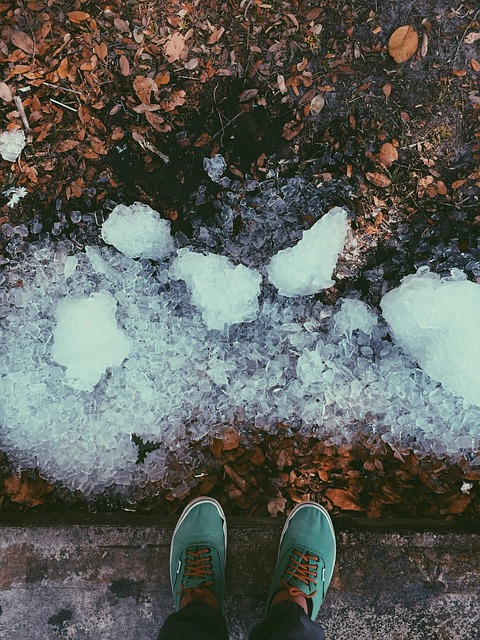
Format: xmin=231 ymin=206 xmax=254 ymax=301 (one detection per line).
xmin=381 ymin=268 xmax=480 ymax=407
xmin=0 ymin=176 xmax=479 ymax=496
xmin=170 ymin=249 xmax=262 ymax=330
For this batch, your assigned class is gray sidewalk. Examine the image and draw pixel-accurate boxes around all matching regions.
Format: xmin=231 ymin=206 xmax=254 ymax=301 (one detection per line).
xmin=0 ymin=517 xmax=479 ymax=639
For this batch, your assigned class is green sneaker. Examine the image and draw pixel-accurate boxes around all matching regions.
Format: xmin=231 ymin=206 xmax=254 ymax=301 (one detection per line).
xmin=170 ymin=497 xmax=227 ymax=613
xmin=266 ymin=501 xmax=336 ymax=620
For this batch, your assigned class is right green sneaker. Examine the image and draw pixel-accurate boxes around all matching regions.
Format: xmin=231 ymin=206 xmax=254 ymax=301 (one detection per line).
xmin=266 ymin=501 xmax=336 ymax=620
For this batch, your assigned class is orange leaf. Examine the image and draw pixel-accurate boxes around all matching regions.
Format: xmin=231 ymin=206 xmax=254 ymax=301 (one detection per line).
xmin=382 ymin=83 xmax=392 ymax=98
xmin=56 ymin=139 xmax=80 ymax=152
xmin=133 ymin=75 xmax=156 ymax=104
xmin=366 ymin=172 xmax=392 ymax=187
xmin=388 ymin=26 xmax=418 ymax=63
xmin=325 ymin=488 xmax=364 ymax=511
xmin=164 ymin=32 xmax=186 ymax=63
xmin=0 ymin=81 xmax=12 ymax=102
xmin=11 ymin=31 xmax=35 ymax=55
xmin=67 ymin=11 xmax=90 ymax=22
xmin=207 ymin=27 xmax=225 ymax=45
xmin=471 ymin=59 xmax=480 ymax=72
xmin=239 ymin=88 xmax=258 ymax=102
xmin=378 ymin=142 xmax=398 ymax=167
xmin=119 ymin=54 xmax=130 ymax=76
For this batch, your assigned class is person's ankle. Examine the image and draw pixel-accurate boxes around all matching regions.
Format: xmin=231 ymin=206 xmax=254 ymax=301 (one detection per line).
xmin=180 ymin=587 xmax=220 ymax=610
xmin=270 ymin=588 xmax=308 ymax=615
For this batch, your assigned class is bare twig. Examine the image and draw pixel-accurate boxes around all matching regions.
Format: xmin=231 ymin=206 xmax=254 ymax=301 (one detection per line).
xmin=210 ymin=111 xmax=244 ymax=141
xmin=49 ymin=98 xmax=78 ymax=113
xmin=42 ymin=81 xmax=83 ymax=96
xmin=13 ymin=96 xmax=31 ymax=131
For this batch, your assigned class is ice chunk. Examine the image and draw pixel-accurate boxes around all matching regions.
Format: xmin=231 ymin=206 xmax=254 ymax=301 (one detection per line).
xmin=63 ymin=255 xmax=78 ymax=279
xmin=334 ymin=299 xmax=377 ymax=336
xmin=101 ymin=202 xmax=174 ymax=259
xmin=296 ymin=348 xmax=325 ymax=384
xmin=170 ymin=249 xmax=262 ymax=330
xmin=0 ymin=128 xmax=26 ymax=162
xmin=267 ymin=207 xmax=349 ymax=296
xmin=51 ymin=291 xmax=130 ymax=391
xmin=381 ymin=269 xmax=480 ymax=406
xmin=203 ymin=154 xmax=227 ymax=183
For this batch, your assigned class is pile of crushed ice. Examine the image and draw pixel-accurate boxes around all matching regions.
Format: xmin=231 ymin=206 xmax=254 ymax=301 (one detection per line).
xmin=1 ymin=184 xmax=480 ymax=495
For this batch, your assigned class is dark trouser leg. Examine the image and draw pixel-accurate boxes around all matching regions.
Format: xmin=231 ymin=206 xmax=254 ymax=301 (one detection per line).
xmin=249 ymin=602 xmax=325 ymax=640
xmin=156 ymin=601 xmax=229 ymax=640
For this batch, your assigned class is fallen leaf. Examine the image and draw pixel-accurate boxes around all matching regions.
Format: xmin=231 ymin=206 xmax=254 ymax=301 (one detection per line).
xmin=239 ymin=88 xmax=258 ymax=102
xmin=471 ymin=59 xmax=480 ymax=72
xmin=277 ymin=74 xmax=287 ymax=94
xmin=378 ymin=142 xmax=398 ymax=167
xmin=464 ymin=32 xmax=480 ymax=45
xmin=421 ymin=32 xmax=429 ymax=57
xmin=382 ymin=83 xmax=392 ymax=98
xmin=145 ymin=111 xmax=169 ymax=132
xmin=325 ymin=488 xmax=364 ymax=511
xmin=164 ymin=32 xmax=186 ymax=63
xmin=207 ymin=27 xmax=225 ymax=45
xmin=133 ymin=75 xmax=156 ymax=104
xmin=119 ymin=54 xmax=130 ymax=76
xmin=268 ymin=494 xmax=287 ymax=516
xmin=67 ymin=11 xmax=90 ymax=22
xmin=221 ymin=427 xmax=240 ymax=451
xmin=310 ymin=94 xmax=325 ymax=115
xmin=3 ymin=475 xmax=53 ymax=507
xmin=184 ymin=58 xmax=199 ymax=70
xmin=0 ymin=81 xmax=12 ymax=102
xmin=451 ymin=179 xmax=467 ymax=189
xmin=388 ymin=26 xmax=418 ymax=63
xmin=55 ymin=139 xmax=80 ymax=152
xmin=11 ymin=31 xmax=35 ymax=55
xmin=453 ymin=69 xmax=466 ymax=77
xmin=366 ymin=172 xmax=392 ymax=187
xmin=114 ymin=17 xmax=130 ymax=32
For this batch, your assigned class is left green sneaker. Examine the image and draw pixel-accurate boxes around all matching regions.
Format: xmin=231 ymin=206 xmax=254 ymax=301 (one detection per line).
xmin=170 ymin=497 xmax=227 ymax=613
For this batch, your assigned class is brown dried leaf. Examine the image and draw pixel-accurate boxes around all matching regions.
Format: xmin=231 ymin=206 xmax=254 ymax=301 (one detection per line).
xmin=310 ymin=94 xmax=325 ymax=115
xmin=55 ymin=139 xmax=80 ymax=153
xmin=239 ymin=88 xmax=258 ymax=102
xmin=366 ymin=172 xmax=392 ymax=187
xmin=3 ymin=475 xmax=53 ymax=507
xmin=0 ymin=81 xmax=13 ymax=102
xmin=67 ymin=11 xmax=90 ymax=23
xmin=11 ymin=31 xmax=35 ymax=55
xmin=277 ymin=74 xmax=287 ymax=94
xmin=145 ymin=111 xmax=170 ymax=132
xmin=421 ymin=32 xmax=429 ymax=57
xmin=207 ymin=27 xmax=225 ymax=45
xmin=378 ymin=142 xmax=398 ymax=167
xmin=268 ymin=493 xmax=287 ymax=516
xmin=388 ymin=26 xmax=418 ymax=63
xmin=471 ymin=59 xmax=480 ymax=72
xmin=133 ymin=75 xmax=156 ymax=104
xmin=221 ymin=427 xmax=241 ymax=451
xmin=325 ymin=488 xmax=364 ymax=511
xmin=382 ymin=83 xmax=392 ymax=98
xmin=164 ymin=32 xmax=186 ymax=63
xmin=119 ymin=55 xmax=130 ymax=76
xmin=464 ymin=32 xmax=480 ymax=45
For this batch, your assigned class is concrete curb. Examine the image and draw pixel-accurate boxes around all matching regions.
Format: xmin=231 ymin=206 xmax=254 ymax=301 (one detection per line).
xmin=0 ymin=520 xmax=479 ymax=639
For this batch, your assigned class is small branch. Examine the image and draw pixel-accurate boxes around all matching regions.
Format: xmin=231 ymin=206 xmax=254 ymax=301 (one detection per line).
xmin=14 ymin=96 xmax=31 ymax=131
xmin=211 ymin=111 xmax=244 ymax=141
xmin=49 ymin=98 xmax=78 ymax=113
xmin=42 ymin=81 xmax=83 ymax=96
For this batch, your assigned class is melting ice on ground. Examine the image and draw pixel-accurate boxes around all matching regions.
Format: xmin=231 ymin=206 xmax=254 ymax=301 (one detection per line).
xmin=51 ymin=291 xmax=131 ymax=392
xmin=101 ymin=201 xmax=174 ymax=259
xmin=0 ymin=178 xmax=479 ymax=496
xmin=170 ymin=249 xmax=262 ymax=330
xmin=0 ymin=128 xmax=26 ymax=162
xmin=380 ymin=268 xmax=480 ymax=407
xmin=267 ymin=206 xmax=349 ymax=296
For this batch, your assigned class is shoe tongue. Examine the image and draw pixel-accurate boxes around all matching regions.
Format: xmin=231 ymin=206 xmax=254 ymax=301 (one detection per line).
xmin=285 ymin=549 xmax=324 ymax=597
